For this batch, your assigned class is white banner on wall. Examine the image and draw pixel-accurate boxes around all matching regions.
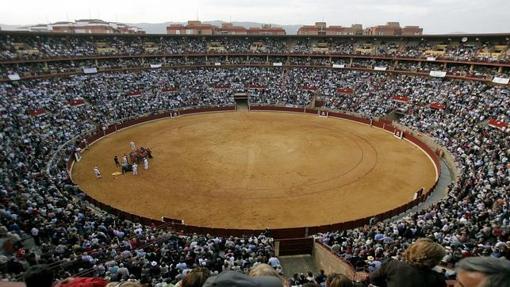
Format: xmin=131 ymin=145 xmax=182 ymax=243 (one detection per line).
xmin=273 ymin=62 xmax=283 ymax=67
xmin=426 ymin=56 xmax=437 ymax=61
xmin=8 ymin=73 xmax=20 ymax=81
xmin=429 ymin=70 xmax=447 ymax=78
xmin=150 ymin=64 xmax=162 ymax=69
xmin=332 ymin=64 xmax=345 ymax=69
xmin=82 ymin=67 xmax=97 ymax=74
xmin=214 ymin=62 xmax=221 ymax=66
xmin=492 ymin=77 xmax=510 ymax=85
xmin=374 ymin=66 xmax=387 ymax=71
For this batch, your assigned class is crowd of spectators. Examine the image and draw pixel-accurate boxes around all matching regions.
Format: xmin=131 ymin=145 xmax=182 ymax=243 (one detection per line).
xmin=316 ymin=72 xmax=510 ymax=274
xmin=444 ymin=43 xmax=481 ymax=61
xmin=3 ymin=33 xmax=510 ymax=83
xmin=0 ymin=68 xmax=291 ymax=285
xmin=1 ymin=65 xmax=509 ymax=286
xmin=4 ymin=58 xmax=509 ymax=82
xmin=1 ymin=33 xmax=509 ymax=62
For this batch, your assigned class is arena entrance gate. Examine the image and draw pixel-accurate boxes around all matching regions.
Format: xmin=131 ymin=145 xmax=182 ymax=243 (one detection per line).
xmin=234 ymin=92 xmax=249 ymax=110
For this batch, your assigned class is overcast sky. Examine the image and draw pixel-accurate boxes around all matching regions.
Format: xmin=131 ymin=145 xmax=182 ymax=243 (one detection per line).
xmin=1 ymin=0 xmax=509 ymax=34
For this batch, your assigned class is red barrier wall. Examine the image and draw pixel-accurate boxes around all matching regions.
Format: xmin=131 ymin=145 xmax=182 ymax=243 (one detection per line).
xmin=67 ymin=105 xmax=441 ymax=239
xmin=250 ymin=105 xmax=304 ymax=113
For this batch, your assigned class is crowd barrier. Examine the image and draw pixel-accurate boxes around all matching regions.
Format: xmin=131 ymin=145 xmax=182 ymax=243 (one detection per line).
xmin=67 ymin=105 xmax=441 ymax=239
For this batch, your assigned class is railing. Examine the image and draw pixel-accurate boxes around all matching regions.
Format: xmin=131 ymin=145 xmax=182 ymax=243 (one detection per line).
xmin=63 ymin=105 xmax=443 ymax=239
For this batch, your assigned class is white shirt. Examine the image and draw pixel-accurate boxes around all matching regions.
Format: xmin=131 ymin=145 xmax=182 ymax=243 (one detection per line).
xmin=268 ymin=256 xmax=280 ymax=267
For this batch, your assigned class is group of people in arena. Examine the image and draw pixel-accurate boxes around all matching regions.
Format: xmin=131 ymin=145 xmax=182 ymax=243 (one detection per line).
xmin=109 ymin=142 xmax=153 ymax=177
xmin=0 ymin=64 xmax=509 ymax=286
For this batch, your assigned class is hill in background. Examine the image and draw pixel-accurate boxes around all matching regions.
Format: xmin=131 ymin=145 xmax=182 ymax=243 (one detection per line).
xmin=1 ymin=21 xmax=302 ymax=35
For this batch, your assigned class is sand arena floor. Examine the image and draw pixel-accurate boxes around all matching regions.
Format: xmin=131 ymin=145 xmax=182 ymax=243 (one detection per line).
xmin=72 ymin=111 xmax=437 ymax=229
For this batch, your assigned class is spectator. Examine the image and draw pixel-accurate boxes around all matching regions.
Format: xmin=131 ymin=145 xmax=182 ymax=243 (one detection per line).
xmin=203 ymin=270 xmax=282 ymax=287
xmin=54 ymin=277 xmax=109 ymax=287
xmin=249 ymin=264 xmax=280 ymax=278
xmin=369 ymin=238 xmax=446 ymax=287
xmin=181 ymin=267 xmax=211 ymax=287
xmin=315 ymin=269 xmax=326 ymax=285
xmin=325 ymin=273 xmax=353 ymax=287
xmin=106 ymin=283 xmax=143 ymax=287
xmin=249 ymin=264 xmax=286 ymax=286
xmin=268 ymin=254 xmax=281 ymax=269
xmin=455 ymin=256 xmax=510 ymax=287
xmin=24 ymin=264 xmax=54 ymax=287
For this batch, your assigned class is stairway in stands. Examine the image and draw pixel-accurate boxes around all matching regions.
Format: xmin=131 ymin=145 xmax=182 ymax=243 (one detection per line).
xmin=276 ymin=238 xmax=318 ymax=277
xmin=279 ymin=254 xmax=319 ymax=278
